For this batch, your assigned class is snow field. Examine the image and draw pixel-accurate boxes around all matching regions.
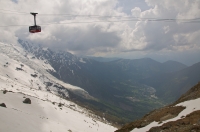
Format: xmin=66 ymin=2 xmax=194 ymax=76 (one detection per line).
xmin=0 ymin=91 xmax=116 ymax=132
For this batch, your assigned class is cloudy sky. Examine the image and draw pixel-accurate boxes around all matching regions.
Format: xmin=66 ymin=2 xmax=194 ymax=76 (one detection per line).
xmin=0 ymin=0 xmax=200 ymax=65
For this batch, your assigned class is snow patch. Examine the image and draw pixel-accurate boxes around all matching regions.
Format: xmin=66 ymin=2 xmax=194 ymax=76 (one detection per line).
xmin=79 ymin=58 xmax=86 ymax=63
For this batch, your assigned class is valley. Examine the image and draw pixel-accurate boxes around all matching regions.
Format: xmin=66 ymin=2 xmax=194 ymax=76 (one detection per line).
xmin=0 ymin=40 xmax=200 ymax=131
xmin=17 ymin=39 xmax=200 ymax=125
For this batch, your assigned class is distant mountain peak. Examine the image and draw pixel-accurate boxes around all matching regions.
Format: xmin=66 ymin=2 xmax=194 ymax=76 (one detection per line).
xmin=163 ymin=60 xmax=187 ymax=66
xmin=161 ymin=60 xmax=188 ymax=72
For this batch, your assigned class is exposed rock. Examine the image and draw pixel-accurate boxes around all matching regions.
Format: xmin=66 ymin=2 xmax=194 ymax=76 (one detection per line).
xmin=16 ymin=67 xmax=23 ymax=71
xmin=58 ymin=103 xmax=63 ymax=107
xmin=140 ymin=121 xmax=150 ymax=128
xmin=0 ymin=103 xmax=6 ymax=108
xmin=115 ymin=106 xmax=185 ymax=132
xmin=3 ymin=90 xmax=7 ymax=94
xmin=23 ymin=98 xmax=31 ymax=104
xmin=149 ymin=110 xmax=200 ymax=132
xmin=174 ymin=82 xmax=200 ymax=105
xmin=160 ymin=113 xmax=176 ymax=121
xmin=31 ymin=74 xmax=37 ymax=78
xmin=149 ymin=127 xmax=162 ymax=132
xmin=115 ymin=83 xmax=200 ymax=132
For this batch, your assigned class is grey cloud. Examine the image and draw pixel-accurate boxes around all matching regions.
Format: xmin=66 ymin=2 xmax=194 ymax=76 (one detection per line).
xmin=128 ymin=0 xmax=200 ymax=52
xmin=24 ymin=24 xmax=121 ymax=55
xmin=1 ymin=0 xmax=200 ymax=64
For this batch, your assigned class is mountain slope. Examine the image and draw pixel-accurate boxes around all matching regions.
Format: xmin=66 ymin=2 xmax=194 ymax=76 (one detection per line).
xmin=0 ymin=91 xmax=116 ymax=132
xmin=115 ymin=82 xmax=200 ymax=132
xmin=0 ymin=41 xmax=91 ymax=99
xmin=161 ymin=60 xmax=187 ymax=73
xmin=142 ymin=62 xmax=200 ymax=103
xmin=0 ymin=41 xmax=116 ymax=131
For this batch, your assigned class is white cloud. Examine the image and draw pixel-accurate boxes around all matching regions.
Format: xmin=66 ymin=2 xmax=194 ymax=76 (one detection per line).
xmin=131 ymin=7 xmax=141 ymax=17
xmin=128 ymin=0 xmax=200 ymax=52
xmin=0 ymin=0 xmax=200 ymax=64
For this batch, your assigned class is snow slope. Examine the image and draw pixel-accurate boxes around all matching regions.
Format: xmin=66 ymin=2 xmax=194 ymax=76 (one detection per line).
xmin=131 ymin=98 xmax=200 ymax=132
xmin=0 ymin=91 xmax=116 ymax=132
xmin=0 ymin=41 xmax=116 ymax=132
xmin=0 ymin=41 xmax=92 ymax=98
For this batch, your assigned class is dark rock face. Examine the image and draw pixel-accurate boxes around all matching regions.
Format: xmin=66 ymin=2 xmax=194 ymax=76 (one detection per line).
xmin=16 ymin=67 xmax=23 ymax=71
xmin=58 ymin=103 xmax=63 ymax=107
xmin=31 ymin=74 xmax=37 ymax=78
xmin=3 ymin=90 xmax=7 ymax=94
xmin=23 ymin=98 xmax=31 ymax=104
xmin=0 ymin=103 xmax=6 ymax=108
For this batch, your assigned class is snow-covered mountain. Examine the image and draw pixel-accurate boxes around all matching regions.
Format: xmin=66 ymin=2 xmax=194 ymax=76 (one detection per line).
xmin=0 ymin=40 xmax=92 ymax=99
xmin=0 ymin=41 xmax=116 ymax=132
xmin=18 ymin=39 xmax=90 ymax=82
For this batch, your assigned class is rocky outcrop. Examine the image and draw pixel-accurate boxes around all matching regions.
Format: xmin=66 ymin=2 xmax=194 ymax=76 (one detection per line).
xmin=23 ymin=98 xmax=31 ymax=104
xmin=3 ymin=90 xmax=7 ymax=94
xmin=174 ymin=82 xmax=200 ymax=105
xmin=115 ymin=106 xmax=185 ymax=132
xmin=0 ymin=103 xmax=6 ymax=108
xmin=149 ymin=110 xmax=200 ymax=132
xmin=116 ymin=82 xmax=200 ymax=132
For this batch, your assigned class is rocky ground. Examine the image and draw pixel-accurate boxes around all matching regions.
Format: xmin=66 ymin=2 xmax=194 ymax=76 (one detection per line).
xmin=116 ymin=82 xmax=200 ymax=132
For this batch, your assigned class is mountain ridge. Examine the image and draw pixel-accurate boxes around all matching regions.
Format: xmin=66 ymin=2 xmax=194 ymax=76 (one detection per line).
xmin=142 ymin=61 xmax=200 ymax=103
xmin=116 ymin=82 xmax=200 ymax=132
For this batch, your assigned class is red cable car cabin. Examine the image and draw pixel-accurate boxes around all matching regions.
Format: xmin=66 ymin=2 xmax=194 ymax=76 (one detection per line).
xmin=29 ymin=26 xmax=41 ymax=33
xmin=29 ymin=12 xmax=41 ymax=33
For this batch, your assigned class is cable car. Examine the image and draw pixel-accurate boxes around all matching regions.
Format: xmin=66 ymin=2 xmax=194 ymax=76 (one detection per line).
xmin=29 ymin=12 xmax=41 ymax=33
xmin=29 ymin=26 xmax=41 ymax=33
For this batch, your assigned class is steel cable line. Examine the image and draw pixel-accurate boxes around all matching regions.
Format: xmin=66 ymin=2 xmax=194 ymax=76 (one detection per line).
xmin=1 ymin=11 xmax=200 ymax=21
xmin=0 ymin=9 xmax=200 ymax=28
xmin=1 ymin=8 xmax=200 ymax=21
xmin=0 ymin=18 xmax=199 ymax=28
xmin=0 ymin=13 xmax=199 ymax=23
